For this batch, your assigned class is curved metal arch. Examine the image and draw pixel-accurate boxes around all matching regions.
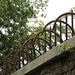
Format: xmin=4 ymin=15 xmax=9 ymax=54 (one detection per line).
xmin=5 ymin=61 xmax=17 ymax=71
xmin=15 ymin=49 xmax=34 ymax=60
xmin=12 ymin=55 xmax=24 ymax=67
xmin=0 ymin=66 xmax=10 ymax=75
xmin=0 ymin=50 xmax=18 ymax=64
xmin=13 ymin=50 xmax=24 ymax=65
xmin=22 ymin=37 xmax=52 ymax=58
xmin=6 ymin=50 xmax=19 ymax=58
xmin=21 ymin=38 xmax=34 ymax=51
xmin=0 ymin=57 xmax=6 ymax=64
xmin=53 ymin=12 xmax=75 ymax=30
xmin=23 ymin=47 xmax=42 ymax=55
xmin=21 ymin=38 xmax=46 ymax=54
xmin=42 ymin=20 xmax=75 ymax=35
xmin=3 ymin=55 xmax=16 ymax=65
xmin=14 ymin=47 xmax=42 ymax=65
xmin=14 ymin=49 xmax=34 ymax=66
xmin=42 ymin=20 xmax=55 ymax=35
xmin=33 ymin=37 xmax=52 ymax=49
xmin=2 ymin=50 xmax=19 ymax=68
xmin=21 ymin=50 xmax=34 ymax=60
xmin=32 ymin=29 xmax=63 ymax=49
xmin=34 ymin=29 xmax=63 ymax=42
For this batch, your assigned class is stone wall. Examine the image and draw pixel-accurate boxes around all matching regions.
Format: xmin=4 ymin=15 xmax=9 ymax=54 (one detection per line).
xmin=30 ymin=48 xmax=75 ymax=75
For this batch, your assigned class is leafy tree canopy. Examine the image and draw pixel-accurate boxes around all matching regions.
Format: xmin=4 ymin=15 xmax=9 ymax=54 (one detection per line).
xmin=0 ymin=0 xmax=49 ymax=59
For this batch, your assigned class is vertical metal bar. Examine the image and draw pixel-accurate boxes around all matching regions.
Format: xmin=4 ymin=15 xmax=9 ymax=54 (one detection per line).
xmin=11 ymin=62 xmax=12 ymax=73
xmin=55 ymin=23 xmax=56 ymax=46
xmin=31 ymin=39 xmax=33 ymax=56
xmin=31 ymin=38 xmax=35 ymax=58
xmin=9 ymin=57 xmax=11 ymax=73
xmin=8 ymin=59 xmax=10 ymax=74
xmin=45 ymin=31 xmax=46 ymax=52
xmin=3 ymin=62 xmax=6 ymax=75
xmin=38 ymin=35 xmax=40 ymax=51
xmin=66 ymin=15 xmax=68 ymax=40
xmin=33 ymin=38 xmax=36 ymax=58
xmin=27 ymin=51 xmax=28 ymax=63
xmin=26 ymin=48 xmax=29 ymax=63
xmin=60 ymin=19 xmax=62 ymax=43
xmin=19 ymin=52 xmax=20 ymax=69
xmin=23 ymin=52 xmax=24 ymax=66
xmin=50 ymin=27 xmax=52 ymax=48
xmin=71 ymin=10 xmax=74 ymax=36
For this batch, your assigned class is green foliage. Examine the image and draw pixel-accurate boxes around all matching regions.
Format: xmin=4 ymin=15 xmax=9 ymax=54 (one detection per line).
xmin=58 ymin=44 xmax=72 ymax=53
xmin=63 ymin=43 xmax=66 ymax=50
xmin=69 ymin=7 xmax=75 ymax=13
xmin=58 ymin=49 xmax=61 ymax=53
xmin=0 ymin=0 xmax=48 ymax=59
xmin=69 ymin=7 xmax=75 ymax=19
xmin=58 ymin=45 xmax=62 ymax=47
xmin=58 ymin=43 xmax=66 ymax=53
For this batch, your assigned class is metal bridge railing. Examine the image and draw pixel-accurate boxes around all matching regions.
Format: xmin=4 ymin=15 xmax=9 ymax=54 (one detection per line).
xmin=0 ymin=11 xmax=75 ymax=75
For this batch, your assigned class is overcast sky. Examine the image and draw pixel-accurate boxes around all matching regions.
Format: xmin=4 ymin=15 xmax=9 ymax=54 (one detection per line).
xmin=44 ymin=0 xmax=75 ymax=24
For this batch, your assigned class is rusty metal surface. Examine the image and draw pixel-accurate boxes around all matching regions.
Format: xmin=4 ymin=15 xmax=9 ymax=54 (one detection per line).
xmin=0 ymin=12 xmax=75 ymax=75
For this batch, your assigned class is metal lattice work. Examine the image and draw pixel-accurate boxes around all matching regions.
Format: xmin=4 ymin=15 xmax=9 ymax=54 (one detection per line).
xmin=0 ymin=12 xmax=75 ymax=75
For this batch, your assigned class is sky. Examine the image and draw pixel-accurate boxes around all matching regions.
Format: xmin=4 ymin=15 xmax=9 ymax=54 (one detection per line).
xmin=44 ymin=0 xmax=75 ymax=24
